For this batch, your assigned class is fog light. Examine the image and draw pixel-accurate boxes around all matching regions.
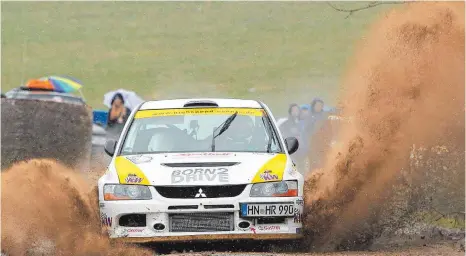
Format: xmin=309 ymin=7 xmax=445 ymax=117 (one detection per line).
xmin=153 ymin=223 xmax=165 ymax=231
xmin=238 ymin=221 xmax=250 ymax=229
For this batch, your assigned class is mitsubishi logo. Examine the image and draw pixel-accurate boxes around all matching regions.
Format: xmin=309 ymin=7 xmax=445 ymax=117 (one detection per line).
xmin=195 ymin=188 xmax=206 ymax=198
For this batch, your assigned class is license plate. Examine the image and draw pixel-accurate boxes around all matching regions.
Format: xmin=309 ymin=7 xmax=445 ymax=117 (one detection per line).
xmin=240 ymin=203 xmax=295 ymax=217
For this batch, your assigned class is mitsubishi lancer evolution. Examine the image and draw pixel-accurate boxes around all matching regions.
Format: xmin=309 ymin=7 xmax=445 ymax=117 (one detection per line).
xmin=98 ymin=98 xmax=304 ymax=243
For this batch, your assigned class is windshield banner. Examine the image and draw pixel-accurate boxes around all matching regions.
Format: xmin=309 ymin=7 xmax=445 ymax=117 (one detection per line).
xmin=135 ymin=108 xmax=264 ymax=119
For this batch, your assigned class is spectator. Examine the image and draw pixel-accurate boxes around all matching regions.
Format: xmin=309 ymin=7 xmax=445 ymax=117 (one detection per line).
xmin=278 ymin=103 xmax=301 ymax=139
xmin=307 ymin=98 xmax=330 ymax=137
xmin=306 ymin=98 xmax=331 ymax=172
xmin=308 ymin=117 xmax=334 ymax=172
xmin=310 ymin=98 xmax=326 ymax=120
xmin=106 ymin=93 xmax=131 ymax=138
xmin=291 ymin=104 xmax=312 ymax=173
xmin=298 ymin=104 xmax=312 ymax=138
xmin=299 ymin=104 xmax=311 ymax=121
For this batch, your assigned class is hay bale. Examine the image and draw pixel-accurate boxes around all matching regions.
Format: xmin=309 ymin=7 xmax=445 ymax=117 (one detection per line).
xmin=1 ymin=98 xmax=92 ymax=170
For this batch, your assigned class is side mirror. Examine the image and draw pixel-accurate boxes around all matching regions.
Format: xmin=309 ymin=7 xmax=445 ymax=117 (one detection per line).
xmin=104 ymin=140 xmax=117 ymax=156
xmin=284 ymin=137 xmax=299 ymax=155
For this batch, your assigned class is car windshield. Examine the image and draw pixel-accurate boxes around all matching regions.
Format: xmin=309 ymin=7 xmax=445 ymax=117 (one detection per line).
xmin=120 ymin=107 xmax=283 ymax=155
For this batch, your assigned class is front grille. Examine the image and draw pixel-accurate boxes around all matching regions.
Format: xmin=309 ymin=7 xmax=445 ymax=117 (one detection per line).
xmin=169 ymin=212 xmax=234 ymax=232
xmin=154 ymin=185 xmax=247 ymax=199
xmin=204 ymin=204 xmax=235 ymax=209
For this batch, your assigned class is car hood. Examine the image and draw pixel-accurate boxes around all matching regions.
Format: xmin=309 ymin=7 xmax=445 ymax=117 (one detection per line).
xmin=107 ymin=152 xmax=297 ymax=186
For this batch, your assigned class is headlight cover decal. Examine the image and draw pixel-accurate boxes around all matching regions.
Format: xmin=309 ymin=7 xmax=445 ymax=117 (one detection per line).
xmin=251 ymin=153 xmax=287 ymax=183
xmin=114 ymin=156 xmax=150 ymax=185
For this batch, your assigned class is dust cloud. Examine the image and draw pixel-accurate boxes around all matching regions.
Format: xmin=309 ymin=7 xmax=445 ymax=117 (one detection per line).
xmin=304 ymin=1 xmax=464 ymax=251
xmin=1 ymin=159 xmax=153 ymax=255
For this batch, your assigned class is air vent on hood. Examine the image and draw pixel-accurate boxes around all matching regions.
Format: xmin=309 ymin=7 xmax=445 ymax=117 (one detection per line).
xmin=161 ymin=162 xmax=239 ymax=168
xmin=183 ymin=100 xmax=218 ymax=108
xmin=168 ymin=205 xmax=199 ymax=210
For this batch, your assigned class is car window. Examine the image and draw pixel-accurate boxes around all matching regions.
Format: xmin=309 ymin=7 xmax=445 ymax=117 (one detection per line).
xmin=119 ymin=108 xmax=282 ymax=154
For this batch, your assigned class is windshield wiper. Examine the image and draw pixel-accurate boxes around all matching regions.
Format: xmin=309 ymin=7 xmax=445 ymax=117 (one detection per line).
xmin=211 ymin=112 xmax=238 ymax=152
xmin=261 ymin=116 xmax=273 ymax=153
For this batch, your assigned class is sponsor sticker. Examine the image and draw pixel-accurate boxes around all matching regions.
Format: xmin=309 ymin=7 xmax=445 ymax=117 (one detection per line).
xmin=171 ymin=168 xmax=229 ymax=183
xmin=293 ymin=213 xmax=303 ymax=223
xmin=101 ymin=213 xmax=113 ymax=227
xmin=295 ymin=199 xmax=304 ymax=206
xmin=126 ymin=155 xmax=153 ymax=164
xmin=257 ymin=225 xmax=281 ymax=231
xmin=289 ymin=164 xmax=299 ymax=177
xmin=135 ymin=108 xmax=264 ymax=119
xmin=172 ymin=152 xmax=232 ymax=158
xmin=126 ymin=228 xmax=144 ymax=233
xmin=99 ymin=202 xmax=105 ymax=208
xmin=125 ymin=173 xmax=143 ymax=184
xmin=115 ymin=156 xmax=150 ymax=185
xmin=259 ymin=170 xmax=279 ymax=181
xmin=251 ymin=154 xmax=287 ymax=183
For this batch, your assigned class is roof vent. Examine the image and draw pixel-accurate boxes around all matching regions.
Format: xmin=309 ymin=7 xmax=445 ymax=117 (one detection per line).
xmin=183 ymin=100 xmax=219 ymax=108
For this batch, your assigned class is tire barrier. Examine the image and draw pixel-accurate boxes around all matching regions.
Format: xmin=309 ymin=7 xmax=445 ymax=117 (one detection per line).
xmin=1 ymin=98 xmax=92 ymax=170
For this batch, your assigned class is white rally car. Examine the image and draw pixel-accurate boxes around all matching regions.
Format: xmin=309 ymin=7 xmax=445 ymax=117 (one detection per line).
xmin=98 ymin=98 xmax=304 ymax=243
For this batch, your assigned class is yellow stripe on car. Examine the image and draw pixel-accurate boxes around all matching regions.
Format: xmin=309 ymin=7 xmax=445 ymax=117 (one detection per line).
xmin=115 ymin=156 xmax=150 ymax=185
xmin=251 ymin=154 xmax=288 ymax=183
xmin=134 ymin=108 xmax=264 ymax=119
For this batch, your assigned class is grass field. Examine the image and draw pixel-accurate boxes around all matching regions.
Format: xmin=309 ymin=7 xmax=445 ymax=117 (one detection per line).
xmin=2 ymin=1 xmax=392 ymax=114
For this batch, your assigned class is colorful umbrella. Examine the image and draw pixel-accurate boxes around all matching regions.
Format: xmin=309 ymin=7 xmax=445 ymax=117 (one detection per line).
xmin=24 ymin=76 xmax=83 ymax=93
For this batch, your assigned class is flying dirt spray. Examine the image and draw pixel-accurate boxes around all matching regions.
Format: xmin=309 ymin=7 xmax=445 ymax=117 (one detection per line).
xmin=304 ymin=1 xmax=464 ymax=251
xmin=1 ymin=159 xmax=153 ymax=255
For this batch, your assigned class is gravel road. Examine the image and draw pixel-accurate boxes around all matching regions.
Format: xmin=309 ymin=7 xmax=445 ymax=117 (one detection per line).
xmin=143 ymin=239 xmax=464 ymax=256
xmin=165 ymin=244 xmax=463 ymax=256
xmin=164 ymin=244 xmax=465 ymax=256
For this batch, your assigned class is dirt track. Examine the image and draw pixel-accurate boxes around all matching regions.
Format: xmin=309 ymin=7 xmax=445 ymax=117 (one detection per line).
xmin=172 ymin=247 xmax=462 ymax=256
xmin=1 ymin=2 xmax=464 ymax=256
xmin=155 ymin=243 xmax=463 ymax=255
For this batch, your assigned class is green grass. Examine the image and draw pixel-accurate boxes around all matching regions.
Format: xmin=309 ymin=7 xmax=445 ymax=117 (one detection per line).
xmin=418 ymin=211 xmax=465 ymax=229
xmin=2 ymin=1 xmax=392 ymax=114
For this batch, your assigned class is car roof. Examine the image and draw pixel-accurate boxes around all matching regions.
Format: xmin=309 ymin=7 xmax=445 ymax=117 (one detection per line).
xmin=5 ymin=88 xmax=86 ymax=105
xmin=6 ymin=88 xmax=80 ymax=98
xmin=139 ymin=98 xmax=263 ymax=110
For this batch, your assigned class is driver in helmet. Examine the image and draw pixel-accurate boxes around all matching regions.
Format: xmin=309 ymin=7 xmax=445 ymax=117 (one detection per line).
xmin=217 ymin=115 xmax=255 ymax=151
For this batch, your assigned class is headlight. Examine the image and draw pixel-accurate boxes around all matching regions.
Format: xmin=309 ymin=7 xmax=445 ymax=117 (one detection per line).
xmin=250 ymin=180 xmax=298 ymax=197
xmin=103 ymin=184 xmax=152 ymax=200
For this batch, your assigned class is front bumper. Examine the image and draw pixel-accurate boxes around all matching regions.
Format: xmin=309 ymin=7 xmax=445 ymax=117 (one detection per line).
xmin=117 ymin=233 xmax=302 ymax=243
xmin=99 ymin=190 xmax=304 ymax=242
